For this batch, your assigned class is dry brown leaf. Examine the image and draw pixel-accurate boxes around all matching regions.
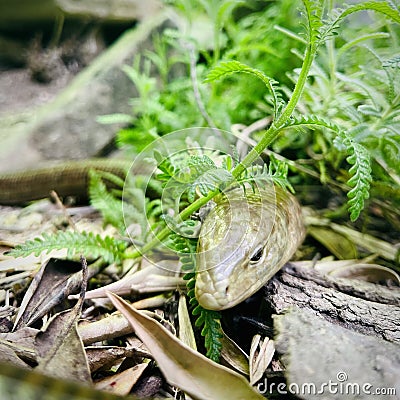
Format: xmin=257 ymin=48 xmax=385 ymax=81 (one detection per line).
xmin=35 ymin=263 xmax=91 ymax=384
xmin=35 ymin=307 xmax=91 ymax=383
xmin=329 ymin=263 xmax=400 ymax=284
xmin=86 ymin=346 xmax=151 ymax=373
xmin=0 ymin=326 xmax=38 ymax=365
xmin=308 ymin=226 xmax=358 ymax=259
xmin=107 ymin=292 xmax=264 ymax=400
xmin=94 ymin=364 xmax=148 ymax=396
xmin=0 ymin=341 xmax=33 ymax=367
xmin=87 ymin=346 xmax=129 ymax=373
xmin=220 ymin=330 xmax=249 ymax=376
xmin=13 ymin=258 xmax=89 ymax=329
xmin=249 ymin=335 xmax=275 ymax=385
xmin=178 ymin=294 xmax=197 ymax=350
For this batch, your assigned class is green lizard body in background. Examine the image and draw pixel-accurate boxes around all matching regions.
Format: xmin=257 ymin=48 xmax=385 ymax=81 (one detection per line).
xmin=0 ymin=159 xmax=131 ymax=205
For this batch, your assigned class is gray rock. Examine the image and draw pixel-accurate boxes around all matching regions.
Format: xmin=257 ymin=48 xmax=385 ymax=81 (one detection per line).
xmin=0 ymin=12 xmax=170 ymax=172
xmin=272 ymin=309 xmax=400 ymax=400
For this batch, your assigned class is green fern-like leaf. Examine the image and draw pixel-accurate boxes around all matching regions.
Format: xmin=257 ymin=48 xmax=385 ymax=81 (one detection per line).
xmin=323 ymin=1 xmax=400 ymax=43
xmin=280 ymin=113 xmax=343 ymax=135
xmin=301 ymin=0 xmax=323 ymax=44
xmin=339 ymin=1 xmax=400 ymax=24
xmin=169 ymin=233 xmax=197 ymax=274
xmin=9 ymin=231 xmax=127 ymax=264
xmin=89 ymin=170 xmax=126 ymax=232
xmin=320 ymin=1 xmax=400 ymax=47
xmin=186 ymin=168 xmax=233 ymax=202
xmin=169 ymin=233 xmax=223 ymax=362
xmin=334 ymin=134 xmax=372 ymax=222
xmin=153 ymin=149 xmax=177 ymax=181
xmin=204 ymin=60 xmax=284 ymax=119
xmin=157 ymin=154 xmax=233 ymax=203
xmin=193 ymin=304 xmax=223 ymax=362
xmin=240 ymin=157 xmax=294 ymax=193
xmin=162 ymin=217 xmax=201 ymax=239
xmin=175 ymin=155 xmax=218 ymax=184
xmin=280 ymin=114 xmax=372 ymax=221
xmin=346 ymin=143 xmax=372 ymax=222
xmin=383 ymin=55 xmax=400 ymax=68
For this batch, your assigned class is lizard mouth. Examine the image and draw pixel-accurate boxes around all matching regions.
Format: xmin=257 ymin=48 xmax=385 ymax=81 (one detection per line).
xmin=196 ymin=292 xmax=228 ymax=310
xmin=195 ymin=276 xmax=231 ymax=310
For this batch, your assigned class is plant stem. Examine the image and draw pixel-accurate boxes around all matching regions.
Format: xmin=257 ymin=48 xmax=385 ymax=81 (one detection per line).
xmin=124 ymin=189 xmax=218 ymax=259
xmin=232 ymin=41 xmax=317 ymax=177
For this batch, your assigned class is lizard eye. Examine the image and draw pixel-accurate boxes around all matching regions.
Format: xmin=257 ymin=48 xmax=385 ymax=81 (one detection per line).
xmin=250 ymin=247 xmax=264 ymax=263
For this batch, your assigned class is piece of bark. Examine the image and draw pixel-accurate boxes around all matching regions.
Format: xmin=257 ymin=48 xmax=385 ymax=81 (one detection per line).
xmin=273 ymin=309 xmax=400 ymax=400
xmin=264 ymin=264 xmax=400 ymax=344
xmin=285 ymin=263 xmax=400 ymax=306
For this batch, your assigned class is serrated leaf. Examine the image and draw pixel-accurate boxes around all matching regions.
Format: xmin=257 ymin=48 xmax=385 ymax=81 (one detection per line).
xmin=339 ymin=1 xmax=400 ymax=24
xmin=204 ymin=60 xmax=284 ymax=119
xmin=301 ymin=0 xmax=324 ymax=43
xmin=89 ymin=170 xmax=125 ymax=232
xmin=187 ymin=168 xmax=233 ymax=202
xmin=281 ymin=114 xmax=372 ymax=221
xmin=9 ymin=231 xmax=127 ymax=264
xmin=344 ymin=142 xmax=372 ymax=221
xmin=240 ymin=159 xmax=293 ymax=193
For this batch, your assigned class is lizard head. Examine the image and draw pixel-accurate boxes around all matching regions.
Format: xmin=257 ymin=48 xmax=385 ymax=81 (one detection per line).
xmin=195 ymin=186 xmax=304 ymax=310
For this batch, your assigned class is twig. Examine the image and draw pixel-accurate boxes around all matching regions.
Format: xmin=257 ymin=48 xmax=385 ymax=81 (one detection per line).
xmin=183 ymin=41 xmax=218 ymax=130
xmin=50 ymin=190 xmax=77 ymax=230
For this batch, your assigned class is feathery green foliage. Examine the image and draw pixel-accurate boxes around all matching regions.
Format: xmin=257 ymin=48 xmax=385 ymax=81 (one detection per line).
xmin=9 ymin=231 xmax=127 ymax=263
xmin=204 ymin=60 xmax=285 ymax=119
xmin=89 ymin=170 xmax=126 ymax=232
xmin=276 ymin=114 xmax=373 ymax=220
xmin=169 ymin=232 xmax=223 ymax=362
xmin=335 ymin=134 xmax=373 ymax=221
xmin=240 ymin=156 xmax=294 ymax=194
xmin=155 ymin=151 xmax=234 ymax=203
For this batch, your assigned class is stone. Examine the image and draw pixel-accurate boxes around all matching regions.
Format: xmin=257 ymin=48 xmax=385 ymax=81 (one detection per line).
xmin=0 ymin=11 xmax=169 ymax=172
xmin=272 ymin=309 xmax=400 ymax=400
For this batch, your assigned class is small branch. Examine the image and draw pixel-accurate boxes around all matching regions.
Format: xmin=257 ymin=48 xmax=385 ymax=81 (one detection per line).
xmin=50 ymin=190 xmax=77 ymax=230
xmin=184 ymin=41 xmax=218 ymax=129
